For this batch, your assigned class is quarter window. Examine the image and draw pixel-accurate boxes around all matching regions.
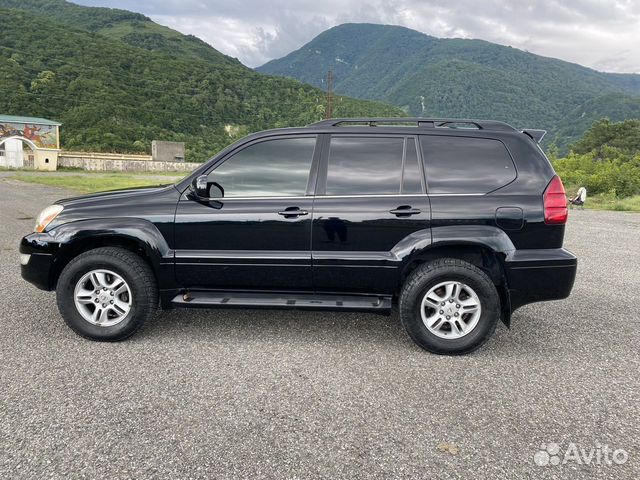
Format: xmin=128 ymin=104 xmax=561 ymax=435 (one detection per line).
xmin=420 ymin=136 xmax=516 ymax=194
xmin=208 ymin=137 xmax=316 ymax=197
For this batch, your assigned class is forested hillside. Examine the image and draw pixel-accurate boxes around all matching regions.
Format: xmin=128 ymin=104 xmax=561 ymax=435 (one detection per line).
xmin=0 ymin=3 xmax=401 ymax=160
xmin=553 ymin=119 xmax=640 ymax=203
xmin=0 ymin=0 xmax=241 ymax=66
xmin=258 ymin=23 xmax=640 ymax=150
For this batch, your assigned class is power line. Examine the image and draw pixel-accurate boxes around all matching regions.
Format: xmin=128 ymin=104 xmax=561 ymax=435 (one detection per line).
xmin=1 ymin=45 xmax=358 ymax=114
xmin=1 ymin=58 xmax=332 ymax=112
xmin=2 ymin=90 xmax=337 ymax=128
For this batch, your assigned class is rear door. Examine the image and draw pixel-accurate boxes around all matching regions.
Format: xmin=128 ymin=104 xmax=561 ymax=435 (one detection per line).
xmin=419 ymin=134 xmax=521 ymax=243
xmin=311 ymin=135 xmax=431 ymax=294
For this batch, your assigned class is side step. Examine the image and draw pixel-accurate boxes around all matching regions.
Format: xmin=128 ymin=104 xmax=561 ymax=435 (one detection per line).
xmin=172 ymin=291 xmax=392 ymax=312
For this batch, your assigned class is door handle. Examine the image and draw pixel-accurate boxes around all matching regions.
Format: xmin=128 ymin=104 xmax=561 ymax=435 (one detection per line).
xmin=389 ymin=205 xmax=421 ymax=217
xmin=278 ymin=207 xmax=309 ymax=218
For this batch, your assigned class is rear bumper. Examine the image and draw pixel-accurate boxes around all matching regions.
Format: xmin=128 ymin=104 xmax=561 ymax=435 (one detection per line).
xmin=505 ymin=248 xmax=577 ymax=310
xmin=20 ymin=233 xmax=57 ymax=291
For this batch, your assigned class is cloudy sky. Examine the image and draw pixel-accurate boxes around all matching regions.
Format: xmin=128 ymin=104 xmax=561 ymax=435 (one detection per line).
xmin=75 ymin=0 xmax=640 ymax=72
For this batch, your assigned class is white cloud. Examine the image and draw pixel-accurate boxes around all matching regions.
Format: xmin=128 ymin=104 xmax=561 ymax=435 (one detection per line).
xmin=75 ymin=0 xmax=640 ymax=72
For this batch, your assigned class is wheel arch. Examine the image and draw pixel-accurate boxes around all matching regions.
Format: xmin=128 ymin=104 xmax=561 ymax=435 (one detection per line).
xmin=394 ymin=226 xmax=515 ymax=326
xmin=400 ymin=243 xmax=507 ymax=294
xmin=48 ymin=218 xmax=173 ymax=290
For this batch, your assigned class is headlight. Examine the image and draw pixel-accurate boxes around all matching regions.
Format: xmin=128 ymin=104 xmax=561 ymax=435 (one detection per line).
xmin=35 ymin=205 xmax=64 ymax=233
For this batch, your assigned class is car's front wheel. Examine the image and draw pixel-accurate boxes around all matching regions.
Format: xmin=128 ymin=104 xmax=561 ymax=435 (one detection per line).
xmin=399 ymin=258 xmax=500 ymax=355
xmin=56 ymin=247 xmax=157 ymax=341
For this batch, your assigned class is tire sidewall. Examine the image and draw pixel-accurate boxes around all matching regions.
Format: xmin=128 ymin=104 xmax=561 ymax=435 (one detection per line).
xmin=57 ymin=253 xmax=150 ymax=340
xmin=401 ymin=265 xmax=499 ymax=354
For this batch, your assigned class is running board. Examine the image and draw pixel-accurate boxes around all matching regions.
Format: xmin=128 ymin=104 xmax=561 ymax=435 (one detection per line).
xmin=172 ymin=291 xmax=392 ymax=312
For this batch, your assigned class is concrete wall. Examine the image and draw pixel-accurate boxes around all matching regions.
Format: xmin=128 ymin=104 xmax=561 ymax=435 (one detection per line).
xmin=34 ymin=149 xmax=59 ymax=171
xmin=61 ymin=151 xmax=153 ymax=161
xmin=58 ymin=152 xmax=199 ymax=172
xmin=151 ymin=141 xmax=185 ymax=162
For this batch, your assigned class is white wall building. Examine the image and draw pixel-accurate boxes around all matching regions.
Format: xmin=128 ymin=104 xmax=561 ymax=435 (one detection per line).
xmin=0 ymin=115 xmax=61 ymax=170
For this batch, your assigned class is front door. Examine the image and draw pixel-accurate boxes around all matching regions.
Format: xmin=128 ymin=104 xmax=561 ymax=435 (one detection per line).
xmin=312 ymin=135 xmax=431 ymax=294
xmin=174 ymin=135 xmax=318 ymax=290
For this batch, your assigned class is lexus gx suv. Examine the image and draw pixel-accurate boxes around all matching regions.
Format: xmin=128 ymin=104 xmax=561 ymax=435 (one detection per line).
xmin=20 ymin=118 xmax=577 ymax=355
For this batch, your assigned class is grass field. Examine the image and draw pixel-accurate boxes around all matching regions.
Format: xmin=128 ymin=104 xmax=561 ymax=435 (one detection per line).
xmin=581 ymin=193 xmax=640 ymax=212
xmin=11 ymin=171 xmax=184 ymax=194
xmin=563 ymin=182 xmax=640 ymax=212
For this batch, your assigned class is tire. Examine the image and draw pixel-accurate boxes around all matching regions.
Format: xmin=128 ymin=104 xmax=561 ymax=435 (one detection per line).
xmin=56 ymin=247 xmax=157 ymax=341
xmin=399 ymin=258 xmax=500 ymax=355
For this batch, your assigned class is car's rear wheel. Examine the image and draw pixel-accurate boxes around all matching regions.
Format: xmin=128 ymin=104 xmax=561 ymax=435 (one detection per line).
xmin=56 ymin=247 xmax=157 ymax=341
xmin=400 ymin=258 xmax=500 ymax=355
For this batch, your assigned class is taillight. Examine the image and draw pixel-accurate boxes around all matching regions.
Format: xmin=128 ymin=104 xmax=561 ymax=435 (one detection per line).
xmin=544 ymin=175 xmax=568 ymax=224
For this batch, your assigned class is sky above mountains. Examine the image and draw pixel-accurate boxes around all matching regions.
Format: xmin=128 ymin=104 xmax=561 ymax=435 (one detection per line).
xmin=75 ymin=0 xmax=640 ymax=72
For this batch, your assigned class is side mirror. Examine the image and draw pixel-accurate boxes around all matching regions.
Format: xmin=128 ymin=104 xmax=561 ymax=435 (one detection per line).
xmin=191 ymin=175 xmax=209 ymax=198
xmin=191 ymin=175 xmax=224 ymax=200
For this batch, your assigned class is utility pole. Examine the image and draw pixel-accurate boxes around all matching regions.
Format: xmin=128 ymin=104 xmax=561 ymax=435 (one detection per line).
xmin=325 ymin=68 xmax=334 ymax=119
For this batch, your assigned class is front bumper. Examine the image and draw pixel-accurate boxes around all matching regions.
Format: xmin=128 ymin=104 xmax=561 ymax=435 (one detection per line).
xmin=505 ymin=248 xmax=577 ymax=310
xmin=20 ymin=232 xmax=58 ymax=291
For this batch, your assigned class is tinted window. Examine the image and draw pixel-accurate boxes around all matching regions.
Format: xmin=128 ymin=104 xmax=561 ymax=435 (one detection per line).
xmin=402 ymin=138 xmax=423 ymax=194
xmin=325 ymin=137 xmax=404 ymax=195
xmin=209 ymin=137 xmax=316 ymax=197
xmin=420 ymin=136 xmax=516 ymax=194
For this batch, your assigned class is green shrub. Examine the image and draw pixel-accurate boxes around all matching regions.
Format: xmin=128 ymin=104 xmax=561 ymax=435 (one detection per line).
xmin=553 ymin=119 xmax=640 ymax=198
xmin=553 ymin=152 xmax=640 ymax=198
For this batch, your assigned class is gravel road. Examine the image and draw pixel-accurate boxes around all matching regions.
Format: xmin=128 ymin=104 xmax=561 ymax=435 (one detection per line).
xmin=0 ymin=176 xmax=638 ymax=479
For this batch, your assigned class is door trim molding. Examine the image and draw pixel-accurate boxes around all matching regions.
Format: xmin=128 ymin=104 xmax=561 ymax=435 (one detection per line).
xmin=175 ymin=250 xmax=310 ymax=260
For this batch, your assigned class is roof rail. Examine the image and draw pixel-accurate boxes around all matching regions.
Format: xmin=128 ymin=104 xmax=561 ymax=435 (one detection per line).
xmin=308 ymin=117 xmax=517 ymax=132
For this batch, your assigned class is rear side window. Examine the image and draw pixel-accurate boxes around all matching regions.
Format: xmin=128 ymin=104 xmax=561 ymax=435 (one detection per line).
xmin=325 ymin=137 xmax=424 ymax=195
xmin=420 ymin=136 xmax=515 ymax=194
xmin=325 ymin=137 xmax=404 ymax=195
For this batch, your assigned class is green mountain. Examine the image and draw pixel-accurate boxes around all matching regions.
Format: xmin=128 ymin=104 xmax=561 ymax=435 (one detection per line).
xmin=0 ymin=0 xmax=240 ymax=66
xmin=258 ymin=23 xmax=640 ymax=149
xmin=0 ymin=3 xmax=401 ymax=160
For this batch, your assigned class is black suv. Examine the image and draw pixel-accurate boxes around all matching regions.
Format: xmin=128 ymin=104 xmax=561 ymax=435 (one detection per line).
xmin=20 ymin=118 xmax=577 ymax=354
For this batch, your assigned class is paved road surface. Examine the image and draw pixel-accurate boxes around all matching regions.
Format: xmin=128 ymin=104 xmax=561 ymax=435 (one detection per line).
xmin=0 ymin=176 xmax=638 ymax=479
